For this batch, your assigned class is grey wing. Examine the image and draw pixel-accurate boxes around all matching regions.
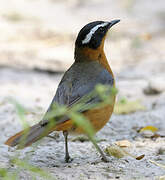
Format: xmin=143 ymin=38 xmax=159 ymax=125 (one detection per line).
xmin=41 ymin=63 xmax=114 ymax=126
xmin=55 ymin=69 xmax=114 ymax=107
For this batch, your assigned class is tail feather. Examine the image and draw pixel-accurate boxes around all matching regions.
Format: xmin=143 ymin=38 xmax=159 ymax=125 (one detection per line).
xmin=5 ymin=124 xmax=49 ymax=148
xmin=5 ymin=119 xmax=73 ymax=148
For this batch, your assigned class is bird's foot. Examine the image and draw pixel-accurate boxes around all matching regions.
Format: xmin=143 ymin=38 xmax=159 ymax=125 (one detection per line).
xmin=65 ymin=155 xmax=73 ymax=163
xmin=101 ymin=156 xmax=109 ymax=163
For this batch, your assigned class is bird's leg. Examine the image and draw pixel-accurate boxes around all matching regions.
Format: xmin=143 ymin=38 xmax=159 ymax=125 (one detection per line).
xmin=89 ymin=136 xmax=108 ymax=162
xmin=63 ymin=130 xmax=71 ymax=162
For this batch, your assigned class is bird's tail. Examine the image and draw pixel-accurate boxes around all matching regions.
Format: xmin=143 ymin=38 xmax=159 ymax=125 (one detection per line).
xmin=5 ymin=123 xmax=50 ymax=148
xmin=5 ymin=119 xmax=73 ymax=148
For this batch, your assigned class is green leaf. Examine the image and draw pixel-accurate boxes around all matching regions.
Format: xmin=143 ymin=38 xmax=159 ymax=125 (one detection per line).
xmin=11 ymin=158 xmax=56 ymax=180
xmin=114 ymin=99 xmax=146 ymax=114
xmin=8 ymin=98 xmax=29 ymax=129
xmin=0 ymin=168 xmax=7 ymax=177
xmin=69 ymin=111 xmax=95 ymax=138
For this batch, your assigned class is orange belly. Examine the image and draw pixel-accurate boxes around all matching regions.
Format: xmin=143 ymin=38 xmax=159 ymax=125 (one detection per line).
xmin=73 ymin=104 xmax=114 ymax=134
xmin=55 ymin=103 xmax=115 ymax=134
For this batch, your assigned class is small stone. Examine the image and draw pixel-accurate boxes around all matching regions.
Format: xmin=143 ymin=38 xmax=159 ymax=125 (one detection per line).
xmin=144 ymin=76 xmax=165 ymax=95
xmin=157 ymin=147 xmax=165 ymax=155
xmin=140 ymin=130 xmax=154 ymax=138
xmin=115 ymin=140 xmax=132 ymax=147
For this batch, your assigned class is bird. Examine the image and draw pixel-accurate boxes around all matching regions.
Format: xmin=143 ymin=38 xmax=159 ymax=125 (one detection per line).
xmin=5 ymin=19 xmax=120 ymax=162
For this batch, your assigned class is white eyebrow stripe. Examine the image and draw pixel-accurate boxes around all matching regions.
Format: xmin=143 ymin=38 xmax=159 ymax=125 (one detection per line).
xmin=82 ymin=22 xmax=108 ymax=44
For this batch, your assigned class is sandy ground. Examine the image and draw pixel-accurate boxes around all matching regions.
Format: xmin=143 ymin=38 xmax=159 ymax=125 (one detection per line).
xmin=0 ymin=0 xmax=165 ymax=179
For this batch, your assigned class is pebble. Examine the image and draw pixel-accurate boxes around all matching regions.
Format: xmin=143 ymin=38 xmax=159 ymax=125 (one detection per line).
xmin=144 ymin=76 xmax=165 ymax=95
xmin=140 ymin=130 xmax=154 ymax=138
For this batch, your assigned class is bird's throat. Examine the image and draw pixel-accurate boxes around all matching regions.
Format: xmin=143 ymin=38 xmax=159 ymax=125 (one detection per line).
xmin=74 ymin=47 xmax=113 ymax=76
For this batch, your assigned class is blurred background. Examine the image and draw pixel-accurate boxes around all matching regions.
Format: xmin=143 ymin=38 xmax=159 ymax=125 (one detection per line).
xmin=0 ymin=0 xmax=164 ymax=71
xmin=0 ymin=0 xmax=165 ymax=131
xmin=0 ymin=1 xmax=165 ymax=179
xmin=0 ymin=0 xmax=165 ymax=110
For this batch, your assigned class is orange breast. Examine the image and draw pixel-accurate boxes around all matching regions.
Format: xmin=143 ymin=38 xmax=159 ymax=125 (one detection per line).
xmin=55 ymin=101 xmax=115 ymax=134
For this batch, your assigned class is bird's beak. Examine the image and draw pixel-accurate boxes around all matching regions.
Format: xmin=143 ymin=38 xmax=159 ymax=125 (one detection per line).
xmin=108 ymin=19 xmax=120 ymax=29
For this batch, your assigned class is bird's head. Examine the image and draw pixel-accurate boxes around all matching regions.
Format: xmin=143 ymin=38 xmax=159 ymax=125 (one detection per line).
xmin=75 ymin=20 xmax=120 ymax=50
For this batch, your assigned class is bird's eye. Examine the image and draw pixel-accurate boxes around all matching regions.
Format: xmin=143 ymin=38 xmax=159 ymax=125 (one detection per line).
xmin=99 ymin=27 xmax=104 ymax=33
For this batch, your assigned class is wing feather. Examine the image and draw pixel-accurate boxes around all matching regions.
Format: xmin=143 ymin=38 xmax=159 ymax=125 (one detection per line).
xmin=40 ymin=61 xmax=114 ymax=126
